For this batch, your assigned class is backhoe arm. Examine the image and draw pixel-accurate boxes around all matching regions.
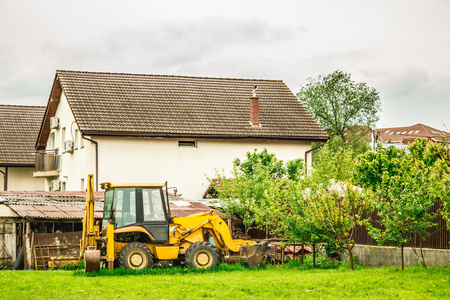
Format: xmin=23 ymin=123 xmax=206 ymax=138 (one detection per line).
xmin=172 ymin=211 xmax=252 ymax=252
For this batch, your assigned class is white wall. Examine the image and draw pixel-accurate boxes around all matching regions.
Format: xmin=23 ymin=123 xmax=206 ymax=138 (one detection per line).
xmin=95 ymin=137 xmax=311 ymax=200
xmin=0 ymin=167 xmax=45 ymax=191
xmin=45 ymin=92 xmax=96 ymax=191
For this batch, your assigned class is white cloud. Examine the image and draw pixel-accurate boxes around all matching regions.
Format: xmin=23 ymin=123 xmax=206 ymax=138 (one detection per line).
xmin=0 ymin=0 xmax=449 ymax=130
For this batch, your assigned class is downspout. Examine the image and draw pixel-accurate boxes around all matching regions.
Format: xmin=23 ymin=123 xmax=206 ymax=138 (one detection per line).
xmin=81 ymin=135 xmax=98 ymax=191
xmin=0 ymin=167 xmax=7 ymax=191
xmin=304 ymin=144 xmax=326 ymax=175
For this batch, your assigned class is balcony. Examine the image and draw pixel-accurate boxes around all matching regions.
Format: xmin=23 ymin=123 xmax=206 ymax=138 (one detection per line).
xmin=33 ymin=150 xmax=60 ymax=178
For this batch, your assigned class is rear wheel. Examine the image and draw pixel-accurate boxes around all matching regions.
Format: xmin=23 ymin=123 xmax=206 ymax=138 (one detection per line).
xmin=119 ymin=242 xmax=154 ymax=270
xmin=185 ymin=242 xmax=219 ymax=269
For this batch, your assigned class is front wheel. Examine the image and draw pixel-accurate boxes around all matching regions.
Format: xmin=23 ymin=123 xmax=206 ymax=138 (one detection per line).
xmin=185 ymin=242 xmax=220 ymax=269
xmin=119 ymin=242 xmax=154 ymax=270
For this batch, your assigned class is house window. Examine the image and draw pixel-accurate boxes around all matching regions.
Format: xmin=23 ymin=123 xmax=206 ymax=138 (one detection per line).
xmin=49 ymin=132 xmax=55 ymax=150
xmin=178 ymin=141 xmax=197 ymax=147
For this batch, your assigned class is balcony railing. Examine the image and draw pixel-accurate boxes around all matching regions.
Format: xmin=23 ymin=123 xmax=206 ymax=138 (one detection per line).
xmin=33 ymin=149 xmax=60 ymax=177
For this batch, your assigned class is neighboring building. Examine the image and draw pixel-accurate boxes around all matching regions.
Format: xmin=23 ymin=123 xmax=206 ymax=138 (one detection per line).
xmin=34 ymin=70 xmax=328 ymax=199
xmin=0 ymin=105 xmax=46 ymax=191
xmin=376 ymin=123 xmax=450 ymax=149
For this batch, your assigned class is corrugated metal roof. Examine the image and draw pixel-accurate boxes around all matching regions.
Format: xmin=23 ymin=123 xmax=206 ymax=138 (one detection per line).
xmin=0 ymin=204 xmax=19 ymax=218
xmin=0 ymin=191 xmax=226 ymax=220
xmin=7 ymin=204 xmax=103 ymax=220
xmin=169 ymin=200 xmax=229 ymax=219
xmin=0 ymin=191 xmax=104 ymax=204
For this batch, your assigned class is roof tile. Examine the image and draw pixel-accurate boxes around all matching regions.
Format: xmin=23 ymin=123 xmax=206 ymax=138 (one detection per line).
xmin=0 ymin=105 xmax=45 ymax=166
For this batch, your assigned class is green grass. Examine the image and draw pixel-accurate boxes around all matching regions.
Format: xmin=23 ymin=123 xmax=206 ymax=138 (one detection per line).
xmin=1 ymin=262 xmax=449 ymax=299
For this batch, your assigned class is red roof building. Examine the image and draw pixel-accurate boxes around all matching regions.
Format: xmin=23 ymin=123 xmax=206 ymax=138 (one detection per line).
xmin=376 ymin=123 xmax=450 ymax=147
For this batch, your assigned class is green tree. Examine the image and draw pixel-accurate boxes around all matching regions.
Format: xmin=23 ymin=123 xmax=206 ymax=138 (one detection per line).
xmin=282 ymin=186 xmax=331 ymax=267
xmin=303 ymin=180 xmax=372 ymax=270
xmin=297 ymin=70 xmax=381 ymax=141
xmin=354 ymin=139 xmax=450 ymax=269
xmin=213 ymin=148 xmax=304 ymax=235
xmin=310 ymin=137 xmax=355 ymax=182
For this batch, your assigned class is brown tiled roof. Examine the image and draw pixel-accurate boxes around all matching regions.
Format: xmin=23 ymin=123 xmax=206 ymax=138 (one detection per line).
xmin=51 ymin=70 xmax=327 ymax=141
xmin=0 ymin=105 xmax=45 ymax=166
xmin=377 ymin=123 xmax=450 ymax=144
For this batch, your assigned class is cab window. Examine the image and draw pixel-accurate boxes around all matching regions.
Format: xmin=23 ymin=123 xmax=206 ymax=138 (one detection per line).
xmin=113 ymin=187 xmax=136 ymax=228
xmin=142 ymin=188 xmax=166 ymax=221
xmin=102 ymin=189 xmax=114 ymax=231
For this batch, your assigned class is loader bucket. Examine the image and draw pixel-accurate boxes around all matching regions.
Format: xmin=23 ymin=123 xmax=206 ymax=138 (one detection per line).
xmin=241 ymin=241 xmax=271 ymax=267
xmin=84 ymin=249 xmax=101 ymax=273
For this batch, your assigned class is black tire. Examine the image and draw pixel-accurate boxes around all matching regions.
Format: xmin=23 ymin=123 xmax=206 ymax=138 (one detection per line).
xmin=119 ymin=242 xmax=154 ymax=270
xmin=185 ymin=242 xmax=220 ymax=269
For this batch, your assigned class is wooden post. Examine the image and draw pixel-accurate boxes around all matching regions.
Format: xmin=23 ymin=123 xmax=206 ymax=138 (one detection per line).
xmin=23 ymin=222 xmax=32 ymax=270
xmin=301 ymin=245 xmax=304 ymax=264
xmin=273 ymin=244 xmax=277 ymax=265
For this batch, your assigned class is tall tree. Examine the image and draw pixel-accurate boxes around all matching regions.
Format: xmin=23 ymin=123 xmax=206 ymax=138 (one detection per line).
xmin=297 ymin=70 xmax=381 ymax=141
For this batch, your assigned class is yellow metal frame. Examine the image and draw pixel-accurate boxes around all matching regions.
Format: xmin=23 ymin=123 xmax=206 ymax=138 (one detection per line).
xmin=154 ymin=247 xmax=180 ymax=259
xmin=81 ymin=174 xmax=99 ymax=256
xmin=100 ymin=182 xmax=166 ymax=189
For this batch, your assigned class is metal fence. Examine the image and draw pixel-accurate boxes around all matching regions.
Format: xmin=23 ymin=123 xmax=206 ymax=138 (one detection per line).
xmin=34 ymin=149 xmax=60 ymax=172
xmin=355 ymin=201 xmax=449 ymax=249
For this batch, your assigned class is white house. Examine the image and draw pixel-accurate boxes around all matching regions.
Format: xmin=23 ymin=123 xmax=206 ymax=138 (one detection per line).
xmin=0 ymin=105 xmax=46 ymax=191
xmin=34 ymin=71 xmax=328 ymax=199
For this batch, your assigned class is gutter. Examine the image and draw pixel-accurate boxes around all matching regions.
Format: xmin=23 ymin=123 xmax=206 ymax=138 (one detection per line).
xmin=82 ymin=131 xmax=329 ymax=142
xmin=0 ymin=168 xmax=7 ymax=191
xmin=81 ymin=135 xmax=98 ymax=191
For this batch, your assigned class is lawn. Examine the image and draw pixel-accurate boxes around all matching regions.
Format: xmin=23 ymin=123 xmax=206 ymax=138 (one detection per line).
xmin=0 ymin=263 xmax=449 ymax=299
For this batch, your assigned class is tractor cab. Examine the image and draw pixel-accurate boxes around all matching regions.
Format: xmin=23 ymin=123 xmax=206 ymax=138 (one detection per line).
xmin=100 ymin=182 xmax=171 ymax=243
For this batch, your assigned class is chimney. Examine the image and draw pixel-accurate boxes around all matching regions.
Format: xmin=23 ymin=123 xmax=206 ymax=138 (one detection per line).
xmin=250 ymin=86 xmax=260 ymax=127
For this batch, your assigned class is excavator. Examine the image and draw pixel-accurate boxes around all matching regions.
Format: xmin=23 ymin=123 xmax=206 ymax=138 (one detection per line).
xmin=81 ymin=174 xmax=270 ymax=272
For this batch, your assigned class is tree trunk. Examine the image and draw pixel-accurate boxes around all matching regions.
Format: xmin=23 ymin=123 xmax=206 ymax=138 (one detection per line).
xmin=401 ymin=244 xmax=404 ymax=271
xmin=411 ymin=245 xmax=427 ymax=268
xmin=419 ymin=246 xmax=427 ymax=268
xmin=312 ymin=244 xmax=316 ymax=268
xmin=348 ymin=245 xmax=354 ymax=270
xmin=347 ymin=242 xmax=354 ymax=270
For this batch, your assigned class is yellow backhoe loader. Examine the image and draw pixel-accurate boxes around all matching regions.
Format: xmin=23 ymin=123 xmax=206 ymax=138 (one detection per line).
xmin=81 ymin=175 xmax=270 ymax=272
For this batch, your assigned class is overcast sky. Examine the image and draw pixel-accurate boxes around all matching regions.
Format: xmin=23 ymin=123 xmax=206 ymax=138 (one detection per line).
xmin=0 ymin=0 xmax=449 ymax=130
